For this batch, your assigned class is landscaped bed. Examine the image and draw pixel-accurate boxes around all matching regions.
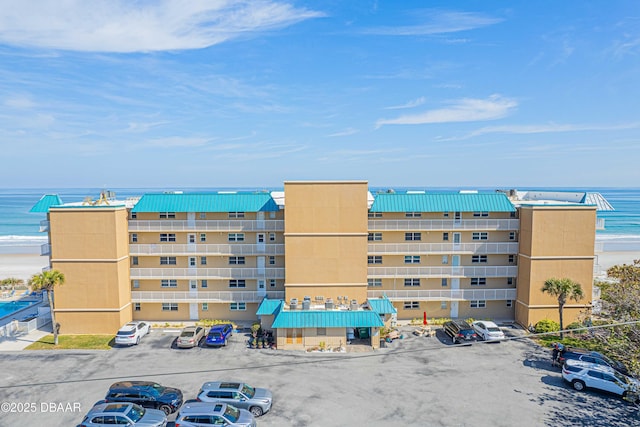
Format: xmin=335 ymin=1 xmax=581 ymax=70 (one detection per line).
xmin=26 ymin=334 xmax=114 ymax=350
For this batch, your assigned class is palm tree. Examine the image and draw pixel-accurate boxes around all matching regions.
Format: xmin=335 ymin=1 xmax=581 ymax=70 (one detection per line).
xmin=29 ymin=270 xmax=65 ymax=345
xmin=1 ymin=277 xmax=24 ymax=290
xmin=541 ymin=277 xmax=584 ymax=339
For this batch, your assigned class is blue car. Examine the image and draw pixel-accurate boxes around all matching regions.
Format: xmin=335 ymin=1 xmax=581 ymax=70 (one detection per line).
xmin=206 ymin=324 xmax=233 ymax=347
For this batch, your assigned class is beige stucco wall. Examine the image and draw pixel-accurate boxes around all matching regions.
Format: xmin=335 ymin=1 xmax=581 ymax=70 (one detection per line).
xmin=132 ymin=302 xmax=259 ymax=322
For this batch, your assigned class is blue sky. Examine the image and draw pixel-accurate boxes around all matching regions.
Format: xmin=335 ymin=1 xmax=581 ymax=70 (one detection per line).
xmin=1 ymin=1 xmax=639 ymax=189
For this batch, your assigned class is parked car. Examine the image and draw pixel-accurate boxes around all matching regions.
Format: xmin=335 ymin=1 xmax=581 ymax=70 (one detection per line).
xmin=174 ymin=402 xmax=256 ymax=427
xmin=196 ymin=381 xmax=273 ymax=417
xmin=562 ymin=359 xmax=639 ymax=403
xmin=205 ymin=323 xmax=233 ymax=347
xmin=105 ymin=381 xmax=183 ymax=415
xmin=77 ymin=402 xmax=167 ymax=427
xmin=552 ymin=343 xmax=630 ymax=376
xmin=177 ymin=326 xmax=205 ymax=348
xmin=471 ymin=320 xmax=506 ymax=342
xmin=443 ymin=320 xmax=478 ymax=344
xmin=115 ymin=321 xmax=151 ymax=346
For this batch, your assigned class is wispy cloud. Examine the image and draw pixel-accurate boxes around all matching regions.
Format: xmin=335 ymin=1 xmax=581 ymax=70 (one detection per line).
xmin=141 ymin=136 xmax=214 ymax=148
xmin=454 ymin=122 xmax=640 ymax=140
xmin=385 ymin=97 xmax=426 ymax=110
xmin=376 ymin=94 xmax=516 ymax=127
xmin=326 ymin=128 xmax=359 ymax=137
xmin=363 ymin=11 xmax=502 ymax=36
xmin=0 ymin=1 xmax=324 ymax=53
xmin=4 ymin=95 xmax=36 ymax=109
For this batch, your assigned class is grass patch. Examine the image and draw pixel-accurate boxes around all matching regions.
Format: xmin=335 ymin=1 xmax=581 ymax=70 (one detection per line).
xmin=531 ymin=333 xmax=603 ymax=351
xmin=26 ymin=334 xmax=114 ymax=350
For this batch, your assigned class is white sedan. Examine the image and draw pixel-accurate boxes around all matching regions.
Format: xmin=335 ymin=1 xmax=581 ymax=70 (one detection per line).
xmin=471 ymin=321 xmax=506 ymax=342
xmin=115 ymin=321 xmax=151 ymax=346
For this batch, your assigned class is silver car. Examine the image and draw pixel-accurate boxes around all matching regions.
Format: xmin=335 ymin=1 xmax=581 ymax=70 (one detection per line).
xmin=197 ymin=381 xmax=273 ymax=417
xmin=174 ymin=402 xmax=256 ymax=427
xmin=77 ymin=402 xmax=167 ymax=427
xmin=177 ymin=326 xmax=205 ymax=348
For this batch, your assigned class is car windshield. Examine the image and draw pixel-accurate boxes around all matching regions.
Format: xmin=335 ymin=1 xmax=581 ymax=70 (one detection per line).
xmin=209 ymin=332 xmax=222 ymax=339
xmin=126 ymin=405 xmax=145 ymax=422
xmin=224 ymin=404 xmax=240 ymax=422
xmin=487 ymin=327 xmax=501 ymax=332
xmin=180 ymin=331 xmax=194 ymax=338
xmin=149 ymin=384 xmax=165 ymax=396
xmin=241 ymin=384 xmax=255 ymax=398
xmin=613 ymin=371 xmax=631 ymax=385
xmin=117 ymin=330 xmax=134 ymax=336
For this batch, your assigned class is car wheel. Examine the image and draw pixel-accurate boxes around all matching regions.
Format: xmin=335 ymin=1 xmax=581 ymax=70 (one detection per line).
xmin=572 ymin=380 xmax=586 ymax=391
xmin=249 ymin=406 xmax=263 ymax=417
xmin=135 ymin=336 xmax=140 ymax=345
xmin=159 ymin=405 xmax=172 ymax=415
xmin=223 ymin=339 xmax=227 ymax=347
xmin=452 ymin=335 xmax=456 ymax=344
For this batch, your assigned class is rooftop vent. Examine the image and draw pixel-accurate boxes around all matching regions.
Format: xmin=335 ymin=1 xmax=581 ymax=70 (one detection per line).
xmin=302 ymin=299 xmax=311 ymax=310
xmin=350 ymin=299 xmax=359 ymax=311
xmin=325 ymin=298 xmax=334 ymax=310
xmin=290 ymin=298 xmax=298 ymax=310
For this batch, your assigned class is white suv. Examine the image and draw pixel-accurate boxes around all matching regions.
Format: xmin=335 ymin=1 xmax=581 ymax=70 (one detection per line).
xmin=562 ymin=359 xmax=639 ymax=403
xmin=115 ymin=321 xmax=151 ymax=346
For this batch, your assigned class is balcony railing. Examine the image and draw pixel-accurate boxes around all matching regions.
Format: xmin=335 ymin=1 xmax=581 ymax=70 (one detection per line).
xmin=130 ymin=267 xmax=285 ymax=280
xmin=40 ymin=243 xmax=51 ymax=256
xmin=131 ymin=290 xmax=285 ymax=303
xmin=128 ymin=220 xmax=284 ymax=232
xmin=367 ymin=242 xmax=518 ymax=255
xmin=368 ymin=219 xmax=519 ymax=231
xmin=368 ymin=288 xmax=517 ymax=301
xmin=130 ymin=243 xmax=285 ymax=256
xmin=39 ymin=220 xmax=49 ymax=232
xmin=367 ymin=266 xmax=518 ymax=278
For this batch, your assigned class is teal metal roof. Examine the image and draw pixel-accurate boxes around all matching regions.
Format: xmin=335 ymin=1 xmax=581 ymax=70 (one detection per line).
xmin=256 ymin=299 xmax=283 ymax=316
xmin=367 ymin=297 xmax=397 ymax=314
xmin=132 ymin=192 xmax=279 ymax=213
xmin=370 ymin=193 xmax=515 ymax=213
xmin=271 ymin=310 xmax=384 ymax=328
xmin=29 ymin=194 xmax=63 ymax=213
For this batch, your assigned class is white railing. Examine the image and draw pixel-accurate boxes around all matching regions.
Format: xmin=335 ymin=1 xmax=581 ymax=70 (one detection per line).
xmin=131 ymin=291 xmax=285 ymax=303
xmin=130 ymin=244 xmax=284 ymax=256
xmin=368 ymin=219 xmax=519 ymax=231
xmin=130 ymin=267 xmax=285 ymax=279
xmin=368 ymin=288 xmax=517 ymax=301
xmin=596 ymin=218 xmax=605 ymax=230
xmin=367 ymin=242 xmax=518 ymax=255
xmin=128 ymin=220 xmax=284 ymax=232
xmin=367 ymin=266 xmax=518 ymax=278
xmin=39 ymin=220 xmax=49 ymax=232
xmin=40 ymin=243 xmax=51 ymax=256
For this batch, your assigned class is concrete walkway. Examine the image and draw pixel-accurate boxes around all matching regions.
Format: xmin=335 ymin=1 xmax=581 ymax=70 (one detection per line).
xmin=0 ymin=323 xmax=52 ymax=351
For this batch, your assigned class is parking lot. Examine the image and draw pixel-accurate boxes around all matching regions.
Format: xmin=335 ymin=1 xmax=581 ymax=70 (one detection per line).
xmin=0 ymin=326 xmax=638 ymax=426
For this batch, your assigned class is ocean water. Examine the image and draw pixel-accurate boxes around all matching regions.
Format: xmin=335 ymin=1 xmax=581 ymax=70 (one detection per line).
xmin=1 ymin=187 xmax=639 ymax=253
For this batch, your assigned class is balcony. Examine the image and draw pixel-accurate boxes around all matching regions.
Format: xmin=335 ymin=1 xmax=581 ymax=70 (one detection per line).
xmin=131 ymin=290 xmax=285 ymax=303
xmin=130 ymin=267 xmax=285 ymax=280
xmin=130 ymin=243 xmax=285 ymax=256
xmin=39 ymin=220 xmax=49 ymax=232
xmin=40 ymin=243 xmax=51 ymax=256
xmin=367 ymin=266 xmax=518 ymax=278
xmin=367 ymin=242 xmax=518 ymax=255
xmin=128 ymin=220 xmax=284 ymax=232
xmin=368 ymin=219 xmax=519 ymax=231
xmin=368 ymin=288 xmax=517 ymax=301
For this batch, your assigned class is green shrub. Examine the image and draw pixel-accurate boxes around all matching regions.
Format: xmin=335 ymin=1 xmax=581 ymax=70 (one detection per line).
xmin=566 ymin=322 xmax=583 ymax=330
xmin=197 ymin=319 xmax=237 ymax=329
xmin=535 ymin=319 xmax=560 ymax=333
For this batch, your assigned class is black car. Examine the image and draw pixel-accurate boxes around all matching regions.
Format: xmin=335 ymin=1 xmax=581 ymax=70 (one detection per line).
xmin=552 ymin=344 xmax=630 ymax=376
xmin=443 ymin=320 xmax=478 ymax=344
xmin=104 ymin=381 xmax=183 ymax=415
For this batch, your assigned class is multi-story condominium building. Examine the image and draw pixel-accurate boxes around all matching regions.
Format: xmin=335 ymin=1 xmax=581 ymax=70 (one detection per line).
xmin=31 ymin=181 xmax=612 ymax=350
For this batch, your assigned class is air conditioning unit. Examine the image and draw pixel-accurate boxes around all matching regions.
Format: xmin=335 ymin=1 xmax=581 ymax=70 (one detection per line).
xmin=290 ymin=298 xmax=298 ymax=310
xmin=325 ymin=298 xmax=334 ymax=310
xmin=302 ymin=299 xmax=311 ymax=310
xmin=350 ymin=299 xmax=359 ymax=311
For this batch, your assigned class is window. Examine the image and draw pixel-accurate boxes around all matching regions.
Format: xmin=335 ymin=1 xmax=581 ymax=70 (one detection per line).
xmin=440 ymin=301 xmax=447 ymax=309
xmin=441 ymin=278 xmax=448 ymax=287
xmin=269 ymin=256 xmax=275 ymax=265
xmin=200 ymin=233 xmax=206 ymax=242
xmin=189 ymin=234 xmax=196 ymax=244
xmin=368 ymin=233 xmax=382 ymax=241
xmin=269 ymin=232 xmax=276 ymax=241
xmin=200 ymin=256 xmax=207 ymax=265
xmin=405 ymin=232 xmax=421 ymax=241
xmin=472 ymin=255 xmax=487 ymax=263
xmin=509 ymin=231 xmax=516 ymax=240
xmin=132 ymin=280 xmax=139 ymax=289
xmin=317 ymin=327 xmax=326 ymax=336
xmin=368 ymin=212 xmax=382 ymax=218
xmin=201 ymin=303 xmax=208 ymax=311
xmin=269 ymin=279 xmax=276 ymax=288
xmin=508 ymin=255 xmax=515 ymax=263
xmin=199 ymin=212 xmax=206 ymax=219
xmin=258 ymin=234 xmax=265 ymax=243
xmin=162 ymin=303 xmax=178 ymax=311
xmin=473 ymin=211 xmax=489 ymax=217
xmin=442 ymin=255 xmax=448 ymax=265
xmin=228 ymin=233 xmax=245 ymax=242
xmin=131 ymin=256 xmax=138 ymax=266
xmin=443 ymin=211 xmax=449 ymax=218
xmin=368 ymin=256 xmax=382 ymax=264
xmin=506 ymin=300 xmax=513 ymax=308
xmin=470 ymin=300 xmax=487 ymax=308
xmin=229 ymin=212 xmax=245 ymax=218
xmin=131 ymin=233 xmax=138 ymax=243
xmin=201 ymin=279 xmax=208 ymax=288
xmin=404 ymin=278 xmax=420 ymax=287
xmin=189 ymin=257 xmax=196 ymax=267
xmin=230 ymin=302 xmax=246 ymax=311
xmin=160 ymin=233 xmax=176 ymax=242
xmin=471 ymin=277 xmax=487 ymax=286
xmin=368 ymin=278 xmax=382 ymax=287
xmin=134 ymin=303 xmax=141 ymax=311
xmin=229 ymin=256 xmax=245 ymax=265
xmin=507 ymin=277 xmax=515 ymax=286
xmin=510 ymin=211 xmax=517 ymax=218
xmin=159 ymin=212 xmax=176 ymax=219
xmin=472 ymin=232 xmax=488 ymax=240
xmin=404 ymin=255 xmax=420 ymax=264
xmin=131 ymin=212 xmax=137 ymax=219
xmin=229 ymin=279 xmax=246 ymax=288
xmin=405 ymin=212 xmax=422 ymax=218
xmin=403 ymin=301 xmax=420 ymax=310
xmin=161 ymin=279 xmax=177 ymax=288
xmin=159 ymin=256 xmax=176 ymax=265
xmin=443 ymin=232 xmax=449 ymax=241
